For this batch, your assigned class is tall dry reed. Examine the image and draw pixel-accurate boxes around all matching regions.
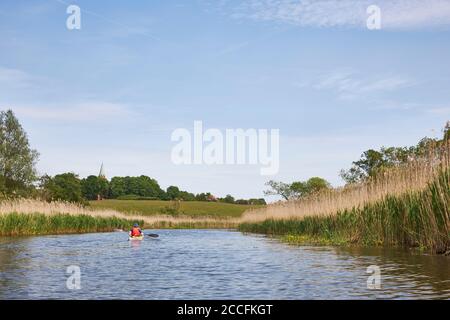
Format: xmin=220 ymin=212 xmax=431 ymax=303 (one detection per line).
xmin=0 ymin=199 xmax=241 ymax=230
xmin=242 ymin=141 xmax=450 ymax=223
xmin=239 ymin=142 xmax=450 ymax=253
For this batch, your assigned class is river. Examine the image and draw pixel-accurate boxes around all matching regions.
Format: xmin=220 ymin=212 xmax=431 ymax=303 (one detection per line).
xmin=0 ymin=229 xmax=449 ymax=299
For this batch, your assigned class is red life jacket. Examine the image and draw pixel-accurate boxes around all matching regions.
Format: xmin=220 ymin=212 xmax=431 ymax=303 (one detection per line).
xmin=131 ymin=227 xmax=141 ymax=237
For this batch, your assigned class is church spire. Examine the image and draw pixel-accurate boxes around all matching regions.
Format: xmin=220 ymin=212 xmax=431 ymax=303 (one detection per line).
xmin=98 ymin=163 xmax=106 ymax=179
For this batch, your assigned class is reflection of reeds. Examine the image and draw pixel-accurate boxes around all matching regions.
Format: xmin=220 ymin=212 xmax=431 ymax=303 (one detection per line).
xmin=239 ymin=142 xmax=450 ymax=253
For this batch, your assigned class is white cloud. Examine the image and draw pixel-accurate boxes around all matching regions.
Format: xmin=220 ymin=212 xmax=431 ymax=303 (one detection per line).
xmin=218 ymin=0 xmax=450 ymax=29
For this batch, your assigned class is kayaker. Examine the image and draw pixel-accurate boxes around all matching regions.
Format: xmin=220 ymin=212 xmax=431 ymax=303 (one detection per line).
xmin=129 ymin=223 xmax=143 ymax=237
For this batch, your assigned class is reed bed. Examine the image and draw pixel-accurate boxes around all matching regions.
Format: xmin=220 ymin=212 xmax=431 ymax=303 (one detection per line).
xmin=0 ymin=213 xmax=144 ymax=236
xmin=239 ymin=142 xmax=450 ymax=253
xmin=0 ymin=199 xmax=121 ymax=217
xmin=242 ymin=142 xmax=449 ymax=223
xmin=0 ymin=199 xmax=241 ymax=235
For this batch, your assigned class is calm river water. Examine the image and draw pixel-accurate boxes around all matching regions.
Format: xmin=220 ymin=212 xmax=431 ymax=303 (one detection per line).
xmin=0 ymin=229 xmax=449 ymax=299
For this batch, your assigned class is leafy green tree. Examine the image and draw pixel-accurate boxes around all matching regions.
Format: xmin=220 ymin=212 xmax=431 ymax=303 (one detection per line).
xmin=289 ymin=178 xmax=330 ymax=198
xmin=195 ymin=192 xmax=214 ymax=201
xmin=340 ymin=137 xmax=442 ymax=184
xmin=133 ymin=175 xmax=164 ymax=198
xmin=109 ymin=177 xmax=126 ymax=198
xmin=166 ymin=186 xmax=181 ymax=200
xmin=304 ymin=177 xmax=331 ymax=195
xmin=41 ymin=173 xmax=84 ymax=203
xmin=81 ymin=175 xmax=98 ymax=200
xmin=0 ymin=110 xmax=39 ymax=196
xmin=108 ymin=175 xmax=164 ymax=199
xmin=340 ymin=122 xmax=450 ymax=185
xmin=265 ymin=177 xmax=330 ymax=200
xmin=37 ymin=175 xmax=53 ymax=201
xmin=235 ymin=198 xmax=267 ymax=205
xmin=81 ymin=175 xmax=109 ymax=200
xmin=179 ymin=191 xmax=195 ymax=201
xmin=251 ymin=198 xmax=267 ymax=205
xmin=222 ymin=194 xmax=235 ymax=204
xmin=264 ymin=180 xmax=295 ymax=200
xmin=340 ymin=148 xmax=404 ymax=184
xmin=97 ymin=177 xmax=109 ymax=199
xmin=289 ymin=181 xmax=307 ymax=198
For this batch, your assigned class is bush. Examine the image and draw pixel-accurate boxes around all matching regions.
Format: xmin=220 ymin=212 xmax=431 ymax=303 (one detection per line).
xmin=39 ymin=173 xmax=86 ymax=204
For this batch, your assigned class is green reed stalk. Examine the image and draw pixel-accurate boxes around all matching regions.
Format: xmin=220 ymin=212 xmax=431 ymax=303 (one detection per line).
xmin=239 ymin=169 xmax=450 ymax=253
xmin=0 ymin=213 xmax=144 ymax=236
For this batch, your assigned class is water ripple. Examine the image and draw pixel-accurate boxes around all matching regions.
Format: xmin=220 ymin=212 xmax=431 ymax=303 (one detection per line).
xmin=0 ymin=230 xmax=449 ymax=299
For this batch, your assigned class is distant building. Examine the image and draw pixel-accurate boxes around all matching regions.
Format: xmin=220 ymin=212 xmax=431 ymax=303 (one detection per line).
xmin=98 ymin=163 xmax=106 ymax=179
xmin=97 ymin=163 xmax=106 ymax=201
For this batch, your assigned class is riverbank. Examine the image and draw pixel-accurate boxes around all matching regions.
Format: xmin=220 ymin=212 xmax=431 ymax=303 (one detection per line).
xmin=0 ymin=212 xmax=143 ymax=236
xmin=89 ymin=199 xmax=262 ymax=218
xmin=0 ymin=199 xmax=241 ymax=235
xmin=239 ymin=167 xmax=450 ymax=254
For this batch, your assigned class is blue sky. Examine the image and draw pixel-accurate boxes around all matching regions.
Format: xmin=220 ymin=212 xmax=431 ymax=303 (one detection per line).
xmin=1 ymin=0 xmax=449 ymax=200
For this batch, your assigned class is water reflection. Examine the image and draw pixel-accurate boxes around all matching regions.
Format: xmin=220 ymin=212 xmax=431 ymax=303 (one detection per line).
xmin=333 ymin=246 xmax=450 ymax=298
xmin=0 ymin=231 xmax=448 ymax=299
xmin=0 ymin=237 xmax=33 ymax=299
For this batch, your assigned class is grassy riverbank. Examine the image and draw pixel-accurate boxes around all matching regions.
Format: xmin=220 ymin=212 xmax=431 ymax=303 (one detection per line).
xmin=0 ymin=199 xmax=243 ymax=234
xmin=240 ymin=167 xmax=450 ymax=254
xmin=0 ymin=212 xmax=143 ymax=236
xmin=90 ymin=199 xmax=261 ymax=218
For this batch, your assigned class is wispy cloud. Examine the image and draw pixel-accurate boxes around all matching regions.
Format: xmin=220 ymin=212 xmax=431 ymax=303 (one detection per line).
xmin=0 ymin=66 xmax=133 ymax=123
xmin=298 ymin=69 xmax=417 ymax=100
xmin=0 ymin=67 xmax=42 ymax=89
xmin=214 ymin=0 xmax=450 ymax=29
xmin=11 ymin=102 xmax=132 ymax=122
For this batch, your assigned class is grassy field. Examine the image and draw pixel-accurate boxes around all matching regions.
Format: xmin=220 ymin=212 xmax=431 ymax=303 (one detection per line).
xmin=89 ymin=200 xmax=262 ymax=219
xmin=0 ymin=212 xmax=143 ymax=236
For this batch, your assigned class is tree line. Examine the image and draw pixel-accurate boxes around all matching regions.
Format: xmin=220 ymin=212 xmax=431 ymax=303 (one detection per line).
xmin=0 ymin=110 xmax=265 ymax=205
xmin=2 ymin=109 xmax=448 ymax=204
xmin=39 ymin=173 xmax=266 ymax=205
xmin=264 ymin=122 xmax=450 ymax=200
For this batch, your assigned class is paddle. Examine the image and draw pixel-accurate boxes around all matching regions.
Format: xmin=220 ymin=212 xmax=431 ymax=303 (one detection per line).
xmin=146 ymin=233 xmax=159 ymax=238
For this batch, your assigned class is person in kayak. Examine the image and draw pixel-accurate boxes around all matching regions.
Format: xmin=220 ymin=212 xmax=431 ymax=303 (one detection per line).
xmin=129 ymin=223 xmax=143 ymax=237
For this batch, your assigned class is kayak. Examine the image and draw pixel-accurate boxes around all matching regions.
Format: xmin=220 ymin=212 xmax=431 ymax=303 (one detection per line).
xmin=128 ymin=235 xmax=144 ymax=241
